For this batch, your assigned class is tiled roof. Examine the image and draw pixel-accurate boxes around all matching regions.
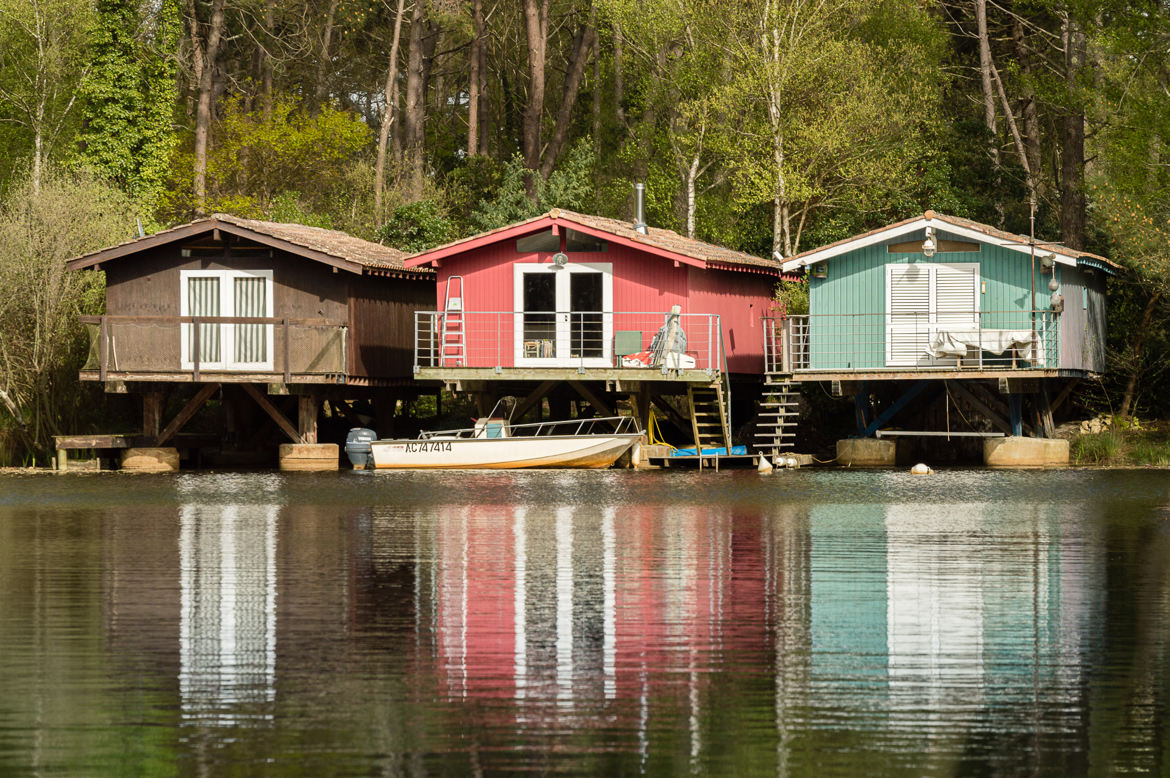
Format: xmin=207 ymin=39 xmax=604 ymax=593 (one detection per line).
xmin=407 ymin=209 xmax=788 ymax=274
xmin=783 ymin=211 xmax=1119 ymax=269
xmin=551 ymin=210 xmax=781 ymax=271
xmin=212 ymin=214 xmax=413 ymax=270
xmin=67 ymin=214 xmax=426 ymax=275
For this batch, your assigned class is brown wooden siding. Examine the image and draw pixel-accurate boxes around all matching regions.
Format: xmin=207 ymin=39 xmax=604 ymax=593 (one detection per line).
xmin=101 ymin=237 xmax=428 ymax=381
xmin=348 ymin=275 xmax=434 ymax=379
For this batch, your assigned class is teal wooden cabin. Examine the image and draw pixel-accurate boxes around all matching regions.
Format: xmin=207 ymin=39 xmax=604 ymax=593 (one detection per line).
xmin=774 ymin=211 xmax=1118 ymax=380
xmin=751 ymin=212 xmax=1122 ymax=461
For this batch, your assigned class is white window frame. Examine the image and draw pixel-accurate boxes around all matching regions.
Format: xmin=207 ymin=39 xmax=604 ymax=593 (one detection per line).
xmin=180 ymin=269 xmax=275 ymax=371
xmin=512 ymin=263 xmax=613 ymax=367
xmin=885 ymin=262 xmax=980 ymax=367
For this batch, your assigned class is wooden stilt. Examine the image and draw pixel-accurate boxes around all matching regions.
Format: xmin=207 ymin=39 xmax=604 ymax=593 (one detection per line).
xmin=156 ymin=383 xmax=220 ymax=445
xmin=241 ymin=383 xmax=303 ymax=443
xmin=568 ymin=382 xmax=614 ymax=420
xmin=142 ymin=390 xmax=163 ymax=439
xmin=298 ymin=394 xmax=319 ymax=444
xmin=1050 ymin=379 xmax=1079 ymax=418
xmin=650 ymin=395 xmax=691 ymax=437
xmin=512 ymin=381 xmax=558 ymax=421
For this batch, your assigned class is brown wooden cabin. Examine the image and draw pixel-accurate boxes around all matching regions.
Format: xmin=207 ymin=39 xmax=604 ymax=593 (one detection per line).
xmin=61 ymin=215 xmax=433 ymax=464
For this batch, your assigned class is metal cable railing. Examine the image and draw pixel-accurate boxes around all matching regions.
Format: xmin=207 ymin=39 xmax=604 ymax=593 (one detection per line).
xmin=763 ymin=311 xmax=1060 ymax=372
xmin=414 ymin=310 xmax=724 ymax=373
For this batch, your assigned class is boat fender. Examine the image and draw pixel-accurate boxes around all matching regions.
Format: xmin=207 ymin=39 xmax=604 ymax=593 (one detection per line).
xmin=758 ymin=456 xmax=774 ymax=473
xmin=910 ymin=462 xmax=934 ymax=475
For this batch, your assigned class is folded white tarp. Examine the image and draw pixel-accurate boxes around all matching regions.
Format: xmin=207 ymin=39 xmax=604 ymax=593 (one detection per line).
xmin=927 ymin=328 xmax=1036 ymax=361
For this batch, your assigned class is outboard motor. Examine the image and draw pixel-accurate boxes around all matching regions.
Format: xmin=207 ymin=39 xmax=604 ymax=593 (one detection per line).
xmin=345 ymin=428 xmax=378 ymax=469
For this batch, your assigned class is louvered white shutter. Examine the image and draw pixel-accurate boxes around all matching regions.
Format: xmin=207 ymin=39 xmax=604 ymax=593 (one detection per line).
xmin=887 ymin=264 xmax=931 ymax=366
xmin=187 ymin=276 xmax=221 ymax=364
xmin=935 ymin=264 xmax=978 ymax=328
xmin=232 ymin=275 xmax=268 ymax=365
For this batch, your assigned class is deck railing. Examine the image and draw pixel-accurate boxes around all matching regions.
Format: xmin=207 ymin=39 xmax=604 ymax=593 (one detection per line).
xmin=414 ymin=310 xmax=723 ymax=374
xmin=763 ymin=311 xmax=1060 ymax=373
xmin=80 ymin=315 xmax=348 ymax=381
xmin=418 ymin=415 xmax=642 ymax=440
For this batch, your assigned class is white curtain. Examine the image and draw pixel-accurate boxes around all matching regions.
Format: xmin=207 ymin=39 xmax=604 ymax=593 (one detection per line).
xmin=233 ymin=276 xmax=268 ymax=364
xmin=188 ymin=276 xmax=221 ymax=363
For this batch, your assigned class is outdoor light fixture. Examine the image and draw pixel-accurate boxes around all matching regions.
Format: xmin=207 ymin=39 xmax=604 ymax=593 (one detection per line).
xmin=922 ymin=227 xmax=937 ymax=257
xmin=552 ymin=251 xmax=569 ymax=267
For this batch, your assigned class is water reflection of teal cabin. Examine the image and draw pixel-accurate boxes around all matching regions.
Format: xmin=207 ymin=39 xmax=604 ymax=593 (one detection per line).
xmin=779 ymin=212 xmax=1117 ymax=377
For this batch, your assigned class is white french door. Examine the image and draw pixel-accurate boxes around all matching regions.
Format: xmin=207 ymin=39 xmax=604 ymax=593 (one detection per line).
xmin=181 ymin=269 xmax=274 ymax=370
xmin=513 ymin=263 xmax=613 ymax=367
xmin=886 ymin=263 xmax=979 ymax=366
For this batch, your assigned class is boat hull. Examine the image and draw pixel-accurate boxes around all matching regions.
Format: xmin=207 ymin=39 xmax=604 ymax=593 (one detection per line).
xmin=369 ymin=434 xmax=640 ymax=470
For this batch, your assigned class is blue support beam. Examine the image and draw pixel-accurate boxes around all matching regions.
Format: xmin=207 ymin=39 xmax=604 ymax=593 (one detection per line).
xmin=858 ymin=380 xmax=930 ymax=438
xmin=1009 ymin=394 xmax=1023 ymax=437
xmin=853 ymin=381 xmax=868 ymax=436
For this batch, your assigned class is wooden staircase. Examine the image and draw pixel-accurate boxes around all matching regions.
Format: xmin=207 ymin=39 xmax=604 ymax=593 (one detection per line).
xmin=687 ymin=383 xmax=731 ymax=452
xmin=754 ymin=379 xmax=800 ymax=455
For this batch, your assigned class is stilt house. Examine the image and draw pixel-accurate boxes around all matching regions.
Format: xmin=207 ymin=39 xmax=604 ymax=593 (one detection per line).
xmin=403 ymin=198 xmax=794 ymax=452
xmin=59 ymin=215 xmax=433 ymax=467
xmin=763 ymin=210 xmax=1119 ymax=462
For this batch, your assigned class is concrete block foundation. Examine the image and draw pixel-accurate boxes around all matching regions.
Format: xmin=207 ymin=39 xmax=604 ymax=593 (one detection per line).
xmin=121 ymin=447 xmax=180 ymax=473
xmin=984 ymin=436 xmax=1069 ymax=468
xmin=279 ymin=443 xmax=339 ymax=472
xmin=836 ymin=438 xmax=896 ymax=467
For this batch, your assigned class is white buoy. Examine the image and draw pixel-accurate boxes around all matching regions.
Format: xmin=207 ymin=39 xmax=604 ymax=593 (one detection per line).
xmin=910 ymin=462 xmax=934 ymax=475
xmin=785 ymin=456 xmax=799 ymax=469
xmin=758 ymin=455 xmax=774 ymax=473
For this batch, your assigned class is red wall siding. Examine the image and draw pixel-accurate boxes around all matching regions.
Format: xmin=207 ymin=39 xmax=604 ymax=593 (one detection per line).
xmin=687 ymin=266 xmax=773 ymax=373
xmin=432 ymin=241 xmax=772 ymax=375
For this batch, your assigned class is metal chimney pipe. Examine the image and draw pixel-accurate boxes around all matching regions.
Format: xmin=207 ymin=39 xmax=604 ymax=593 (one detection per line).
xmin=633 ymin=183 xmax=648 ymax=234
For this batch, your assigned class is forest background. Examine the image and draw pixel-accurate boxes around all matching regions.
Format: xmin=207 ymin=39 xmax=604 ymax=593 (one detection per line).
xmin=0 ymin=0 xmax=1168 ymax=464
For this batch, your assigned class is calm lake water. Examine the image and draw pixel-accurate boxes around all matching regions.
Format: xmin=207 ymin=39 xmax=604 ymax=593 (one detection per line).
xmin=1 ymin=468 xmax=1169 ymax=776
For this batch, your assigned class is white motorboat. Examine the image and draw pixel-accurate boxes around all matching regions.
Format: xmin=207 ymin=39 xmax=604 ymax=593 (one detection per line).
xmin=367 ymin=414 xmax=642 ymax=470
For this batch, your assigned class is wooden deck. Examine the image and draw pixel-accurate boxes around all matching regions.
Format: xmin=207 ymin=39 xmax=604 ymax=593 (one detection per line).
xmin=415 ymin=366 xmax=721 ymax=384
xmin=783 ymin=367 xmax=1086 ymax=382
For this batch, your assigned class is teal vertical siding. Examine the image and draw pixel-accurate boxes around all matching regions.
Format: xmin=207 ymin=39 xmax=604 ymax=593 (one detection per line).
xmin=808 ymin=228 xmax=1048 ymax=370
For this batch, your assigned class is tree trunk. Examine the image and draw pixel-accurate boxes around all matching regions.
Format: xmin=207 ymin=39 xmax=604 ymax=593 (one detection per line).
xmin=522 ymin=0 xmax=550 ymax=171
xmin=1119 ymin=290 xmax=1161 ymax=419
xmin=467 ymin=0 xmax=484 ymax=157
xmin=613 ymin=24 xmax=625 ymax=127
xmin=975 ymin=0 xmax=1002 ymax=224
xmin=403 ymin=1 xmax=438 ymax=200
xmin=315 ymin=0 xmax=340 ymax=110
xmin=539 ymin=18 xmax=596 ymax=178
xmin=591 ymin=23 xmax=601 ymax=152
xmin=375 ymin=0 xmax=407 ymax=219
xmin=685 ymin=153 xmax=699 ymax=239
xmin=1060 ymin=12 xmax=1087 ymax=250
xmin=262 ymin=0 xmax=274 ymax=122
xmin=193 ymin=0 xmax=226 ymax=216
xmin=990 ymin=62 xmax=1035 ymax=208
xmin=1012 ymin=19 xmax=1041 ymax=196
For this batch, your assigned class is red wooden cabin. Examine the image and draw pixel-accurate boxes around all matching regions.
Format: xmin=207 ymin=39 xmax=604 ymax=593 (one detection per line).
xmin=404 ymin=207 xmax=790 ymax=450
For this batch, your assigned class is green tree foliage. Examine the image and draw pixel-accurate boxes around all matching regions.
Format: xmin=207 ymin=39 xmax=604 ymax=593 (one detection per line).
xmin=0 ymin=167 xmax=136 ymax=463
xmin=472 ymin=142 xmax=596 ymax=230
xmin=0 ymin=0 xmax=94 ymax=192
xmin=160 ymin=94 xmax=373 ymax=231
xmin=76 ymin=0 xmax=181 ymax=213
xmin=376 ymin=199 xmax=457 ymax=252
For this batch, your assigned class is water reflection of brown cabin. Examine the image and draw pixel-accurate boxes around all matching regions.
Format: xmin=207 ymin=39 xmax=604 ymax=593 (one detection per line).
xmin=61 ymin=215 xmax=433 ymax=468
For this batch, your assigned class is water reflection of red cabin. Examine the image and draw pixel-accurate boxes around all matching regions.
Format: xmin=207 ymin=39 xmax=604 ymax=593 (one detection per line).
xmin=432 ymin=505 xmax=770 ymax=707
xmin=405 ymin=210 xmax=793 ymax=376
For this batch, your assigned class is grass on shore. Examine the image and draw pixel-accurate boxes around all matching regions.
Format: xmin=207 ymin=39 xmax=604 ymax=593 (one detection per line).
xmin=1073 ymin=423 xmax=1170 ymax=466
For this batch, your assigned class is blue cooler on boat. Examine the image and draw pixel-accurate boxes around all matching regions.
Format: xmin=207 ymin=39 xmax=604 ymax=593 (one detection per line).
xmin=345 ymin=428 xmax=378 ymax=469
